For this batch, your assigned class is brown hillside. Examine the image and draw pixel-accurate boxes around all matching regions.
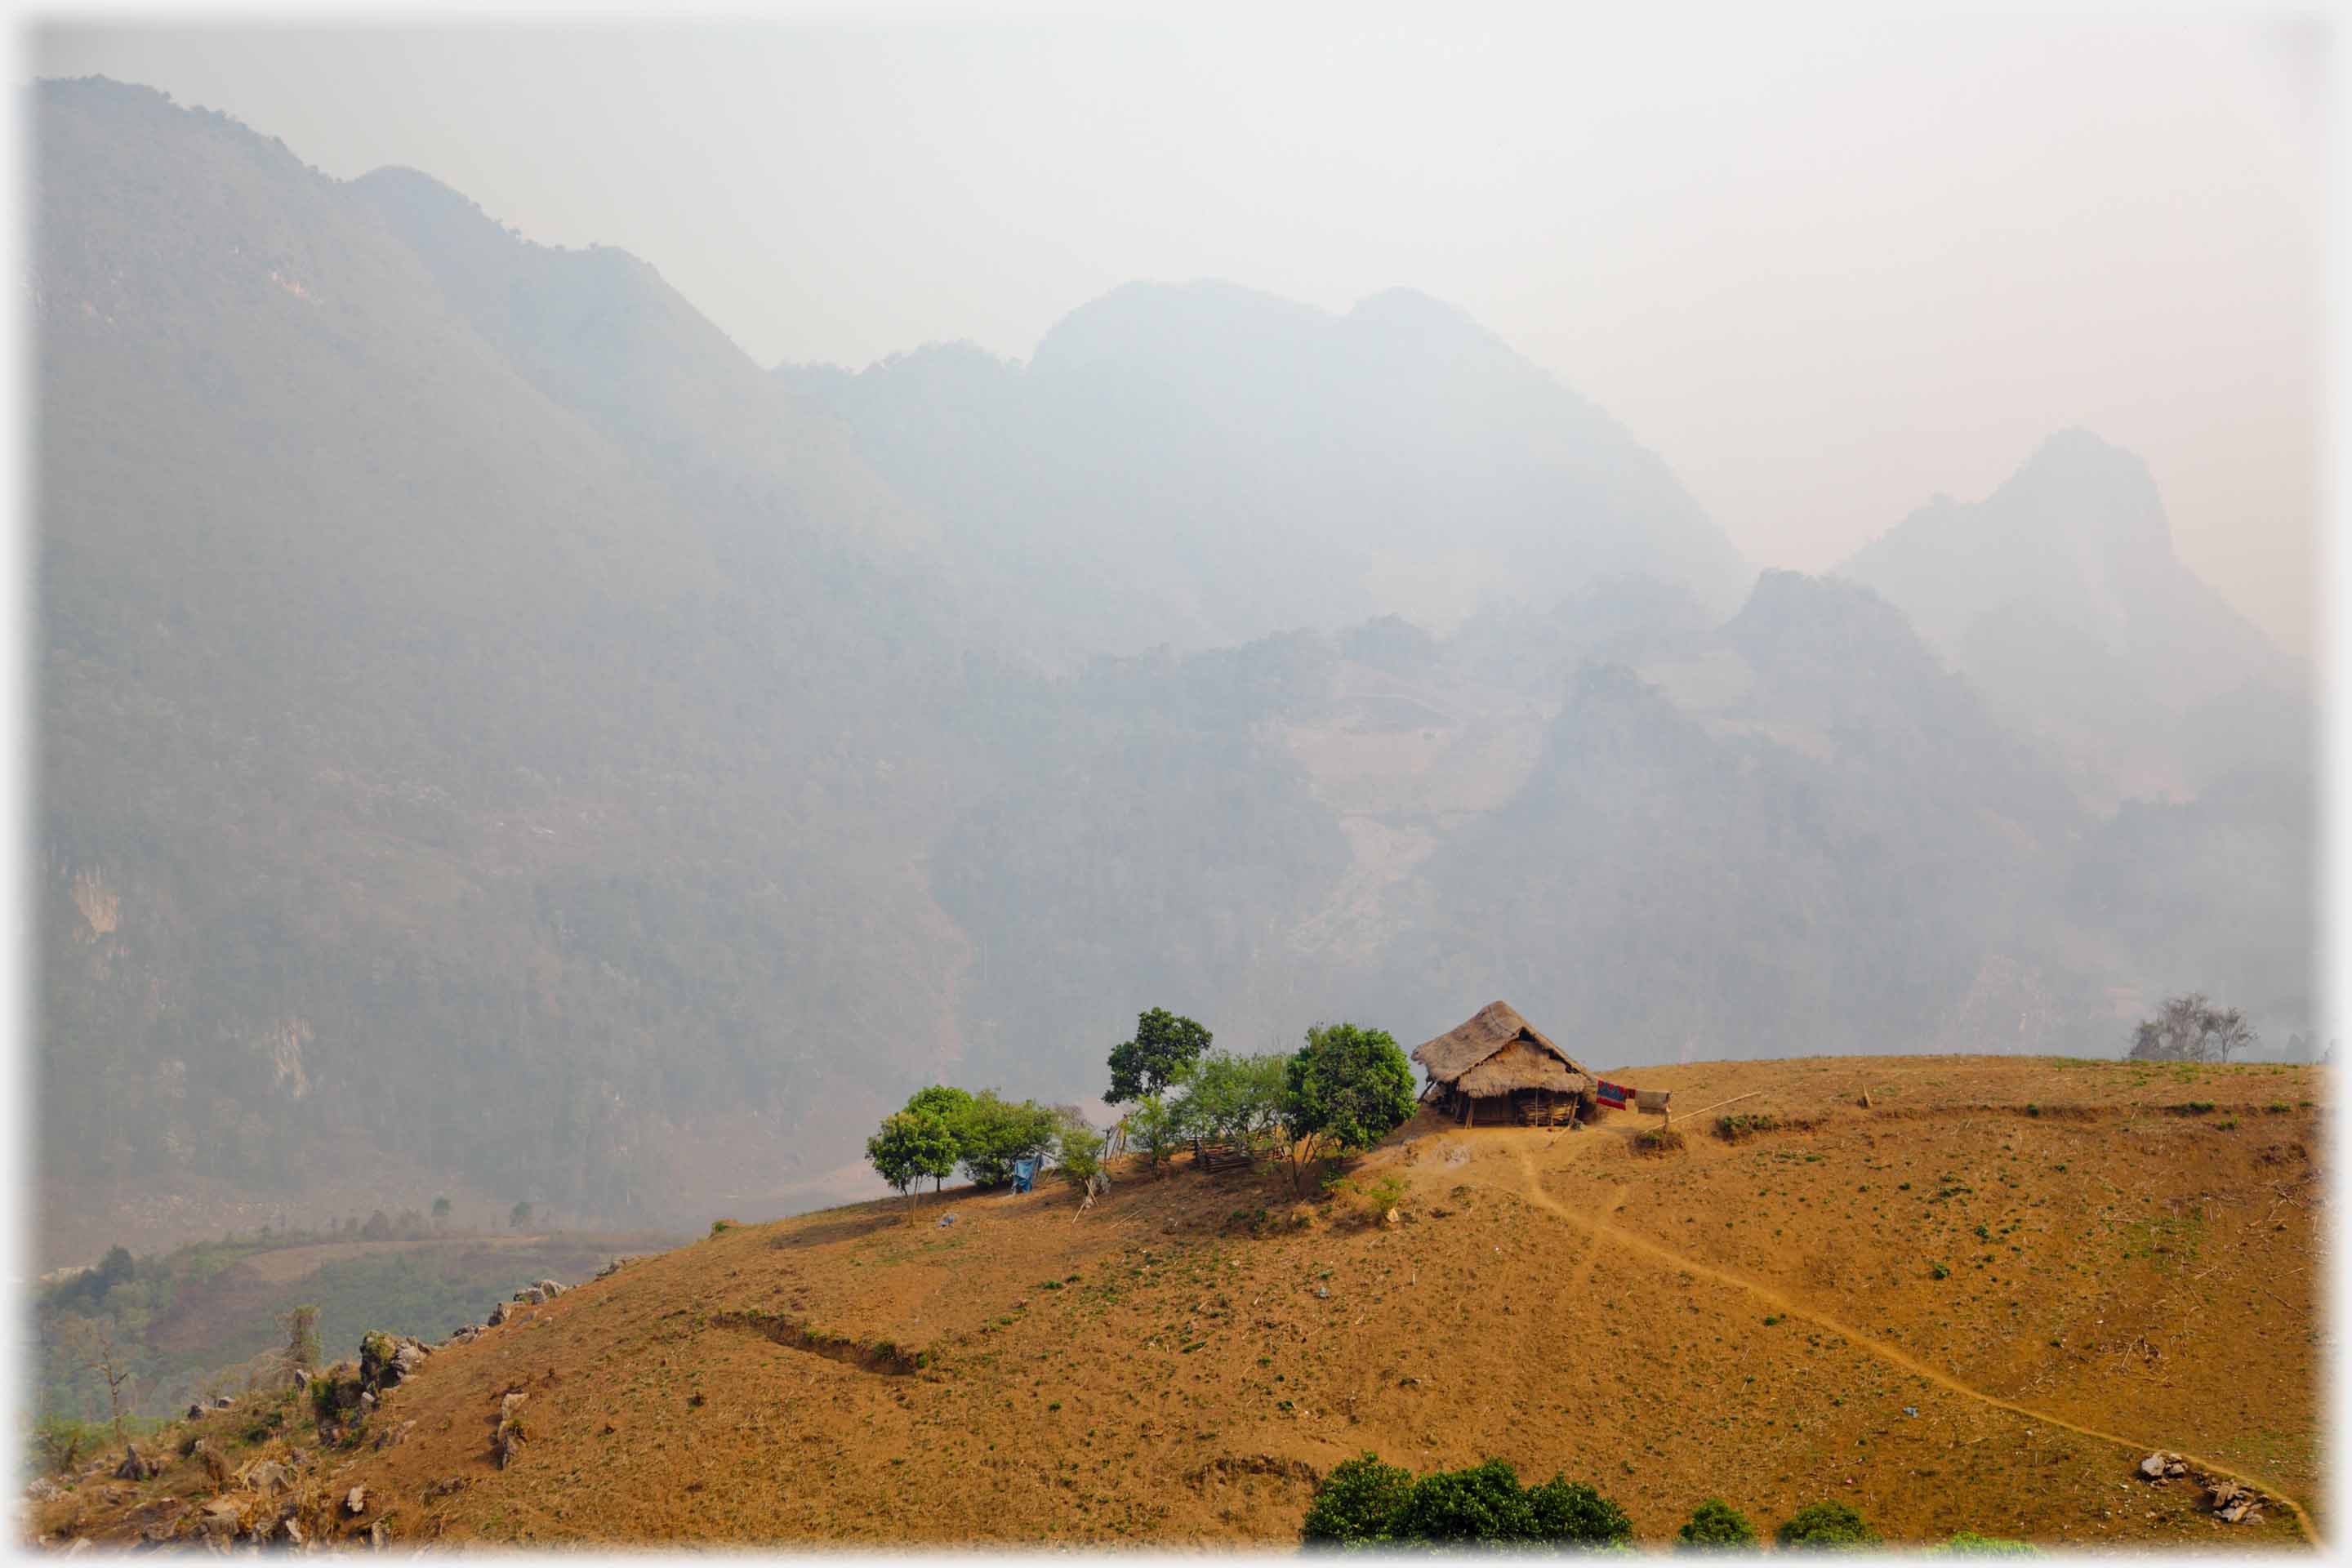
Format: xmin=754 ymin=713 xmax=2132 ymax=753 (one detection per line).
xmin=33 ymin=1056 xmax=2323 ymax=1550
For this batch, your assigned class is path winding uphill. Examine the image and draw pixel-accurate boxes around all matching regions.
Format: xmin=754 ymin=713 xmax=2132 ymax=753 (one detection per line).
xmin=1499 ymin=1146 xmax=2320 ymax=1544
xmin=28 ymin=1055 xmax=2322 ymax=1550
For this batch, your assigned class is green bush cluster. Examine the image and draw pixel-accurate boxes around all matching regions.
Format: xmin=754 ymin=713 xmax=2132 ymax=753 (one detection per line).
xmin=1302 ymin=1454 xmax=1632 ymax=1548
xmin=1676 ymin=1498 xmax=1757 ymax=1550
xmin=1776 ymin=1501 xmax=1879 ymax=1549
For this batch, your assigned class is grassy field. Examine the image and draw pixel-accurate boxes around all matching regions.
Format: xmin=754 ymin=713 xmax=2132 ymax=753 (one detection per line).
xmin=28 ymin=1054 xmax=2323 ymax=1550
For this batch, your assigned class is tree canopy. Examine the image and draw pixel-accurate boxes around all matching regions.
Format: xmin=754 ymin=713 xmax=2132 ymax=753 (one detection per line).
xmin=1106 ymin=1007 xmax=1213 ymax=1104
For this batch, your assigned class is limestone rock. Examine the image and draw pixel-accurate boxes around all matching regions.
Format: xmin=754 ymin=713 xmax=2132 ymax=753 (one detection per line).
xmin=485 ymin=1301 xmax=510 ymax=1328
xmin=369 ymin=1521 xmax=389 ymax=1549
xmin=27 ymin=1476 xmax=64 ymax=1503
xmin=345 ymin=1486 xmax=368 ymax=1516
xmin=534 ymin=1278 xmax=564 ymax=1298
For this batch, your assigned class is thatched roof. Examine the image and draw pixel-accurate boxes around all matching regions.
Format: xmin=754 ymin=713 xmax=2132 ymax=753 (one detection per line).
xmin=1411 ymin=1001 xmax=1591 ymax=1097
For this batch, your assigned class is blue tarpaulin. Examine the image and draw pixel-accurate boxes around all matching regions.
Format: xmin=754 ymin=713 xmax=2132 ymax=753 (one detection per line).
xmin=1010 ymin=1157 xmax=1038 ymax=1194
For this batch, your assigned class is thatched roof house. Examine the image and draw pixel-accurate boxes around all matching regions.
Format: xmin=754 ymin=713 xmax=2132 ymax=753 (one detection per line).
xmin=1411 ymin=1001 xmax=1593 ymax=1127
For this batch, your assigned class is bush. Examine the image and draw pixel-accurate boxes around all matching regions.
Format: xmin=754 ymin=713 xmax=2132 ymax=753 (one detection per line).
xmin=29 ymin=1410 xmax=107 ymax=1474
xmin=1633 ymin=1127 xmax=1687 ymax=1157
xmin=1054 ymin=1116 xmax=1106 ymax=1188
xmin=1713 ymin=1113 xmax=1783 ymax=1143
xmin=1301 ymin=1452 xmax=1415 ymax=1546
xmin=708 ymin=1218 xmax=737 ymax=1237
xmin=1677 ymin=1497 xmax=1757 ymax=1549
xmin=1933 ymin=1531 xmax=2040 ymax=1555
xmin=1303 ymin=1454 xmax=1631 ymax=1548
xmin=2167 ymin=1102 xmax=2217 ymax=1116
xmin=1396 ymin=1458 xmax=1534 ymax=1544
xmin=1525 ymin=1475 xmax=1633 ymax=1544
xmin=1776 ymin=1501 xmax=1878 ymax=1549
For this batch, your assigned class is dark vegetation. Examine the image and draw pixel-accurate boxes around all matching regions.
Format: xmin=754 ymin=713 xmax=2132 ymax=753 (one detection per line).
xmin=1301 ymin=1454 xmax=1633 ymax=1548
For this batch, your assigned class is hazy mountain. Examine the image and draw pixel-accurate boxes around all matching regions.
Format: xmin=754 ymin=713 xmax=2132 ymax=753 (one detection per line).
xmin=31 ymin=79 xmax=2315 ymax=1263
xmin=1841 ymin=429 xmax=2302 ymax=805
xmin=781 ymin=279 xmax=1754 ymax=660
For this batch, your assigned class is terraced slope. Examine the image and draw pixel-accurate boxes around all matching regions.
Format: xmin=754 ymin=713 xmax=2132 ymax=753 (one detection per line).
xmin=30 ymin=1056 xmax=2322 ymax=1550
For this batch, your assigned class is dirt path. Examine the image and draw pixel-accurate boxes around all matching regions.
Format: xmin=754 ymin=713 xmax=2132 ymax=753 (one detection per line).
xmin=1499 ymin=1148 xmax=2321 ymax=1545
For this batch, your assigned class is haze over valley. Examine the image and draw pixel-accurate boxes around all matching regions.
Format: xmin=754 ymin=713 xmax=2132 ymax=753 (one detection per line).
xmin=31 ymin=74 xmax=2318 ymax=1266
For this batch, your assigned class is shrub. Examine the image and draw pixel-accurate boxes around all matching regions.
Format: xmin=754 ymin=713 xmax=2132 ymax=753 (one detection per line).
xmin=1302 ymin=1452 xmax=1415 ymax=1546
xmin=1396 ymin=1458 xmax=1535 ymax=1544
xmin=1054 ymin=1118 xmax=1106 ymax=1188
xmin=1302 ymin=1455 xmax=1633 ymax=1548
xmin=1713 ymin=1113 xmax=1783 ymax=1143
xmin=1934 ymin=1531 xmax=2040 ymax=1555
xmin=2166 ymin=1101 xmax=2216 ymax=1116
xmin=1524 ymin=1475 xmax=1633 ymax=1544
xmin=708 ymin=1218 xmax=737 ymax=1237
xmin=1633 ymin=1127 xmax=1686 ymax=1157
xmin=1677 ymin=1497 xmax=1759 ymax=1549
xmin=1777 ymin=1501 xmax=1878 ymax=1549
xmin=29 ymin=1410 xmax=106 ymax=1474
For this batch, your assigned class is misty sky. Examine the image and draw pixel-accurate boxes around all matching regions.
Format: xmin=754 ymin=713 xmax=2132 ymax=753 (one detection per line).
xmin=32 ymin=13 xmax=2328 ymax=655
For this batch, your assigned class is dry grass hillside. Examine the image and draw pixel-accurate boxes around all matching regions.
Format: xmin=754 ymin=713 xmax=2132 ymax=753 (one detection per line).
xmin=29 ymin=1055 xmax=2323 ymax=1551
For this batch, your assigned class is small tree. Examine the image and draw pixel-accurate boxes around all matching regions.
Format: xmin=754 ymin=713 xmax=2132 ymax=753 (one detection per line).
xmin=2127 ymin=993 xmax=2256 ymax=1063
xmin=277 ymin=1303 xmax=323 ymax=1374
xmin=1053 ymin=1116 xmax=1106 ymax=1191
xmin=509 ymin=1200 xmax=533 ymax=1231
xmin=1106 ymin=1007 xmax=1213 ymax=1104
xmin=902 ymin=1085 xmax=977 ymax=1192
xmin=1283 ymin=1022 xmax=1418 ymax=1193
xmin=954 ymin=1092 xmax=1061 ymax=1187
xmin=866 ymin=1109 xmax=959 ymax=1218
xmin=1777 ymin=1501 xmax=1879 ymax=1550
xmin=1178 ymin=1050 xmax=1292 ymax=1153
xmin=430 ymin=1196 xmax=452 ymax=1229
xmin=56 ymin=1316 xmax=133 ymax=1446
xmin=1125 ymin=1092 xmax=1186 ymax=1174
xmin=1677 ymin=1498 xmax=1759 ymax=1550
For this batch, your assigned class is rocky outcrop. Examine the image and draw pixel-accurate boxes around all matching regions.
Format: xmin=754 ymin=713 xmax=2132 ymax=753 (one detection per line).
xmin=494 ymin=1392 xmax=528 ymax=1470
xmin=114 ymin=1445 xmax=159 ymax=1482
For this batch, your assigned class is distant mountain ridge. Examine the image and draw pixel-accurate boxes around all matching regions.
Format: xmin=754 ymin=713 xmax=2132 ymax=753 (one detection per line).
xmin=1841 ymin=428 xmax=2299 ymax=803
xmin=30 ymin=77 xmax=2317 ymax=1263
xmin=782 ymin=278 xmax=1754 ymax=659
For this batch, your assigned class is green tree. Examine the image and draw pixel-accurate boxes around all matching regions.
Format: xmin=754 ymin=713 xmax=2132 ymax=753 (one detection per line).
xmin=430 ymin=1196 xmax=452 ymax=1229
xmin=953 ymin=1092 xmax=1061 ymax=1187
xmin=1283 ymin=1022 xmax=1418 ymax=1192
xmin=1395 ymin=1458 xmax=1534 ymax=1543
xmin=1677 ymin=1498 xmax=1759 ymax=1550
xmin=1177 ymin=1050 xmax=1291 ymax=1152
xmin=1301 ymin=1452 xmax=1415 ymax=1546
xmin=1125 ymin=1092 xmax=1186 ymax=1174
xmin=508 ymin=1200 xmax=533 ymax=1231
xmin=1052 ymin=1114 xmax=1106 ymax=1190
xmin=1106 ymin=1007 xmax=1212 ymax=1104
xmin=866 ymin=1109 xmax=959 ymax=1215
xmin=902 ymin=1085 xmax=977 ymax=1191
xmin=1525 ymin=1475 xmax=1634 ymax=1544
xmin=1777 ymin=1502 xmax=1879 ymax=1550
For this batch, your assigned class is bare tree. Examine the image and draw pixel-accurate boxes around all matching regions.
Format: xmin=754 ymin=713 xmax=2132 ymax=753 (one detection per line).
xmin=56 ymin=1316 xmax=134 ymax=1446
xmin=2127 ymin=994 xmax=2256 ymax=1063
